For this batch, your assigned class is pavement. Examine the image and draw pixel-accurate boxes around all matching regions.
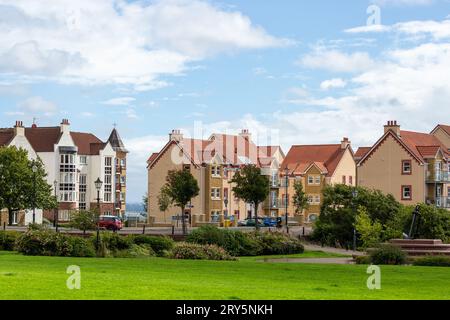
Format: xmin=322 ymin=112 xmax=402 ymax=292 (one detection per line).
xmin=261 ymin=257 xmax=355 ymax=265
xmin=302 ymin=243 xmax=365 ymax=257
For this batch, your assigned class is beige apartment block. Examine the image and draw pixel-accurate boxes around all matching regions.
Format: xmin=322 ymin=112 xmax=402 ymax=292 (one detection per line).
xmin=280 ymin=138 xmax=356 ymax=223
xmin=146 ymin=129 xmax=284 ymax=225
xmin=357 ymin=121 xmax=449 ymax=208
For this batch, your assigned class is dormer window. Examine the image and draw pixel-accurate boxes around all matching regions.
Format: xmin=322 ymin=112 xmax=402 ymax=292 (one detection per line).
xmin=211 ymin=165 xmax=220 ymax=177
xmin=402 ymin=160 xmax=412 ymax=175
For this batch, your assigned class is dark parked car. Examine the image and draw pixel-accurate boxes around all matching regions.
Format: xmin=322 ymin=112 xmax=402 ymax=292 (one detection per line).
xmin=98 ymin=215 xmax=123 ymax=231
xmin=238 ymin=218 xmax=266 ymax=227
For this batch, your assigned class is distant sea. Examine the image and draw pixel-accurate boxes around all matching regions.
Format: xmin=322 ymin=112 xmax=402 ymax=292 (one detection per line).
xmin=126 ymin=202 xmax=144 ymax=213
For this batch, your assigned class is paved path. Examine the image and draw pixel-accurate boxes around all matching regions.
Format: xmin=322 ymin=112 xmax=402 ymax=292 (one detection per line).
xmin=261 ymin=257 xmax=355 ymax=265
xmin=303 ymin=243 xmax=365 ymax=257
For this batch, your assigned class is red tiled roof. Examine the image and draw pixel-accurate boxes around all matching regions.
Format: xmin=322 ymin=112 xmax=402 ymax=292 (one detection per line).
xmin=0 ymin=129 xmax=14 ymax=146
xmin=355 ymin=147 xmax=371 ymax=160
xmin=359 ymin=128 xmax=449 ymax=166
xmin=281 ymin=144 xmax=347 ymax=177
xmin=400 ymin=130 xmax=449 ymax=160
xmin=147 ymin=152 xmax=159 ymax=164
xmin=432 ymin=124 xmax=450 ymax=137
xmin=25 ymin=127 xmax=61 ymax=152
xmin=71 ymin=132 xmax=104 ymax=155
xmin=148 ymin=133 xmax=276 ymax=170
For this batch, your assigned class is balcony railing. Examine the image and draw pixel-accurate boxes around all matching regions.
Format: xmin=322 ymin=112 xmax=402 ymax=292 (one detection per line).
xmin=270 ymin=178 xmax=280 ymax=188
xmin=426 ymin=197 xmax=450 ymax=209
xmin=264 ymin=198 xmax=280 ymax=209
xmin=426 ymin=170 xmax=449 ymax=183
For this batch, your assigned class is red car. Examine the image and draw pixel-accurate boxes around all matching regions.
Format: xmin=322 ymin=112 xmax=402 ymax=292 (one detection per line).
xmin=98 ymin=215 xmax=123 ymax=231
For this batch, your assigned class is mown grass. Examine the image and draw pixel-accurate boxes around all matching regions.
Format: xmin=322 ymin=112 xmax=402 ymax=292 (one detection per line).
xmin=0 ymin=251 xmax=449 ymax=300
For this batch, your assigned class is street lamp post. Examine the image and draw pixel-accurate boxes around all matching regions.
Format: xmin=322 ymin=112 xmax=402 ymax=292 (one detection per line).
xmin=284 ymin=167 xmax=289 ymax=234
xmin=53 ymin=180 xmax=58 ymax=232
xmin=94 ymin=178 xmax=103 ymax=250
xmin=32 ymin=164 xmax=38 ymax=224
xmin=352 ymin=189 xmax=359 ymax=251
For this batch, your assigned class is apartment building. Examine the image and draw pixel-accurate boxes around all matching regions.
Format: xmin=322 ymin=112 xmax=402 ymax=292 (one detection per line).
xmin=0 ymin=119 xmax=127 ymax=225
xmin=146 ymin=129 xmax=284 ymax=225
xmin=280 ymin=138 xmax=356 ymax=223
xmin=357 ymin=121 xmax=449 ymax=208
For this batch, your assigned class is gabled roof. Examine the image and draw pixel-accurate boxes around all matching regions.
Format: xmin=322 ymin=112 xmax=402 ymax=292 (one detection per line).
xmin=354 ymin=147 xmax=371 ymax=161
xmin=108 ymin=128 xmax=128 ymax=153
xmin=148 ymin=133 xmax=279 ymax=170
xmin=25 ymin=127 xmax=61 ymax=152
xmin=71 ymin=132 xmax=104 ymax=155
xmin=281 ymin=144 xmax=349 ymax=177
xmin=431 ymin=124 xmax=450 ymax=137
xmin=359 ymin=129 xmax=449 ymax=166
xmin=0 ymin=129 xmax=14 ymax=146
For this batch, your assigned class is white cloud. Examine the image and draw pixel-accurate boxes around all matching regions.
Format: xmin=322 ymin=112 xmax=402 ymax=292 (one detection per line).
xmin=299 ymin=50 xmax=375 ymax=73
xmin=346 ymin=18 xmax=450 ymax=40
xmin=80 ymin=112 xmax=94 ymax=117
xmin=372 ymin=0 xmax=434 ymax=6
xmin=123 ymin=134 xmax=167 ymax=201
xmin=320 ymin=78 xmax=347 ymax=90
xmin=102 ymin=97 xmax=136 ymax=106
xmin=0 ymin=0 xmax=289 ymax=90
xmin=18 ymin=96 xmax=58 ymax=116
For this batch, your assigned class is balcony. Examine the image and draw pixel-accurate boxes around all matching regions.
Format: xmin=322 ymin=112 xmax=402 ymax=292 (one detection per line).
xmin=426 ymin=170 xmax=449 ymax=183
xmin=270 ymin=177 xmax=280 ymax=188
xmin=426 ymin=197 xmax=450 ymax=209
xmin=264 ymin=198 xmax=280 ymax=209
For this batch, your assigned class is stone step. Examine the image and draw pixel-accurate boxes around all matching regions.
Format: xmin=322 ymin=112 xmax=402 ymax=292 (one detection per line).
xmin=390 ymin=239 xmax=443 ymax=245
xmin=404 ymin=250 xmax=450 ymax=256
xmin=391 ymin=244 xmax=450 ymax=250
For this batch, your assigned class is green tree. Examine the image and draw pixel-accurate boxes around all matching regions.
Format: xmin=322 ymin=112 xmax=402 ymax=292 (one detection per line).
xmin=69 ymin=210 xmax=98 ymax=234
xmin=142 ymin=193 xmax=148 ymax=212
xmin=355 ymin=206 xmax=383 ymax=249
xmin=0 ymin=146 xmax=57 ymax=226
xmin=162 ymin=169 xmax=199 ymax=235
xmin=231 ymin=165 xmax=270 ymax=231
xmin=292 ymin=180 xmax=309 ymax=215
xmin=158 ymin=187 xmax=171 ymax=223
xmin=312 ymin=184 xmax=400 ymax=248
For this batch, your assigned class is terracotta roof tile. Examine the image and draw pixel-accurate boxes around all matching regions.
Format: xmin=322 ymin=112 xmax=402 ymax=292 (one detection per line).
xmin=71 ymin=132 xmax=104 ymax=155
xmin=355 ymin=147 xmax=371 ymax=160
xmin=147 ymin=152 xmax=159 ymax=164
xmin=25 ymin=127 xmax=61 ymax=152
xmin=400 ymin=130 xmax=449 ymax=160
xmin=0 ymin=129 xmax=14 ymax=146
xmin=281 ymin=144 xmax=347 ymax=177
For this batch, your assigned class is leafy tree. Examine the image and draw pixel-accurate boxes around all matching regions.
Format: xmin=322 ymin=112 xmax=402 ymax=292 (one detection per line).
xmin=162 ymin=169 xmax=199 ymax=235
xmin=292 ymin=180 xmax=309 ymax=215
xmin=158 ymin=187 xmax=171 ymax=222
xmin=355 ymin=206 xmax=383 ymax=249
xmin=231 ymin=165 xmax=270 ymax=231
xmin=312 ymin=184 xmax=400 ymax=248
xmin=69 ymin=210 xmax=98 ymax=234
xmin=142 ymin=193 xmax=148 ymax=212
xmin=0 ymin=146 xmax=57 ymax=226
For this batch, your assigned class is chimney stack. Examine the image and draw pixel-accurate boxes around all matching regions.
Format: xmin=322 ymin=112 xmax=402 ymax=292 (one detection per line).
xmin=341 ymin=137 xmax=351 ymax=149
xmin=239 ymin=129 xmax=252 ymax=141
xmin=60 ymin=118 xmax=70 ymax=133
xmin=384 ymin=120 xmax=401 ymax=136
xmin=13 ymin=120 xmax=25 ymax=136
xmin=169 ymin=129 xmax=183 ymax=142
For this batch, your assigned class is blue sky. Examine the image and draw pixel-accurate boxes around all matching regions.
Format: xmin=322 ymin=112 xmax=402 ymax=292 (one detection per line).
xmin=0 ymin=0 xmax=449 ymax=202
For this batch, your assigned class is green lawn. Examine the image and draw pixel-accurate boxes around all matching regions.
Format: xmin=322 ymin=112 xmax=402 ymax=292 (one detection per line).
xmin=1 ymin=250 xmax=449 ymax=300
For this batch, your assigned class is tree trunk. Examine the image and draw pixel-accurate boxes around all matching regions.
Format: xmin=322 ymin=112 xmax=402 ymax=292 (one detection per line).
xmin=254 ymin=202 xmax=259 ymax=232
xmin=181 ymin=206 xmax=187 ymax=235
xmin=7 ymin=208 xmax=13 ymax=226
